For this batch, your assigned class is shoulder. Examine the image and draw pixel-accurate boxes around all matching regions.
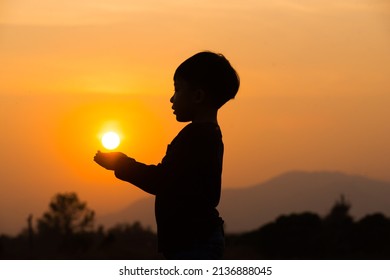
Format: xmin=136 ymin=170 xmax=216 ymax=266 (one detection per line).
xmin=180 ymin=123 xmax=222 ymax=136
xmin=180 ymin=123 xmax=222 ymax=139
xmin=176 ymin=123 xmax=223 ymax=152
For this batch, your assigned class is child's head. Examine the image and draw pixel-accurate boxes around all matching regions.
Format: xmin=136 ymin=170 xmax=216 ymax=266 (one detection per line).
xmin=173 ymin=51 xmax=240 ymax=109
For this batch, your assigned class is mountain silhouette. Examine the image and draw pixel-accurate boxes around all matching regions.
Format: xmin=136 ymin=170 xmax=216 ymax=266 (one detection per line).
xmin=97 ymin=171 xmax=390 ymax=233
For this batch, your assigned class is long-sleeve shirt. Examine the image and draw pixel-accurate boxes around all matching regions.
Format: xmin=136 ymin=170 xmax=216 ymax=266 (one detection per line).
xmin=114 ymin=122 xmax=224 ymax=252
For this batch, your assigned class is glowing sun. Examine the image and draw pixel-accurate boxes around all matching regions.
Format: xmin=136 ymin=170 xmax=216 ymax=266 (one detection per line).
xmin=101 ymin=131 xmax=120 ymax=150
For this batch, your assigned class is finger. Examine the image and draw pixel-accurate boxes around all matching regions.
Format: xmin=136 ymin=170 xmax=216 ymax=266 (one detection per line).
xmin=94 ymin=153 xmax=104 ymax=163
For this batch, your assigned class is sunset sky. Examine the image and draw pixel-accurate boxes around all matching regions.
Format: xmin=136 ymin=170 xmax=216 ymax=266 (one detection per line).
xmin=1 ymin=0 xmax=389 ymax=235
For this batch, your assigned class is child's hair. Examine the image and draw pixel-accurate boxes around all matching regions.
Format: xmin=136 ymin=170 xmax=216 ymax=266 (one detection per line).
xmin=174 ymin=51 xmax=240 ymax=109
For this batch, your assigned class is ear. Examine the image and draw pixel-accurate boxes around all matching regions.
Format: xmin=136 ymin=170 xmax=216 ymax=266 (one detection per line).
xmin=193 ymin=89 xmax=206 ymax=104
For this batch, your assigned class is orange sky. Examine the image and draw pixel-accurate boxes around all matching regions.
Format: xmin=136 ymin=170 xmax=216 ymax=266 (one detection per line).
xmin=1 ymin=0 xmax=390 ymax=235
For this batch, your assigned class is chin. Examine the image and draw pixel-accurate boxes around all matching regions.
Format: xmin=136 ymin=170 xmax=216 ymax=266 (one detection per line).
xmin=175 ymin=115 xmax=192 ymax=123
xmin=176 ymin=118 xmax=191 ymax=123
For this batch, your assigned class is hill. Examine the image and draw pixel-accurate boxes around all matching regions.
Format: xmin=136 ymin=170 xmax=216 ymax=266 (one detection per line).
xmin=97 ymin=171 xmax=390 ymax=233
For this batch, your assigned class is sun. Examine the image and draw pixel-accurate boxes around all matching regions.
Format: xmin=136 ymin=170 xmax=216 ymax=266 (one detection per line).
xmin=101 ymin=131 xmax=121 ymax=150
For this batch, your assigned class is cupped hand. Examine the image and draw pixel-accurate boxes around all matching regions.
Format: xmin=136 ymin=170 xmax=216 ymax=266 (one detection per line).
xmin=94 ymin=151 xmax=129 ymax=170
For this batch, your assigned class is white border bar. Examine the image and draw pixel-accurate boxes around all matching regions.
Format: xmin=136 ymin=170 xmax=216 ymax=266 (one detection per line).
xmin=1 ymin=260 xmax=389 ymax=280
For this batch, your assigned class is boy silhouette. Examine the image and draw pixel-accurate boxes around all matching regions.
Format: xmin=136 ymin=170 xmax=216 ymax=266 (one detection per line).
xmin=94 ymin=51 xmax=239 ymax=259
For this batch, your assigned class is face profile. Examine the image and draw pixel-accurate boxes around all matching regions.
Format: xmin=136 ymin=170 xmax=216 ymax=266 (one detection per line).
xmin=170 ymin=79 xmax=201 ymax=122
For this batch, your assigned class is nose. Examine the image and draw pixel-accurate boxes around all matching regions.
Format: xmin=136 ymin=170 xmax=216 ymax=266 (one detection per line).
xmin=170 ymin=93 xmax=175 ymax=104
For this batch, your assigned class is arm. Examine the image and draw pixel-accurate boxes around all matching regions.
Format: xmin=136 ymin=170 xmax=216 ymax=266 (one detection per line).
xmin=93 ymin=151 xmax=161 ymax=195
xmin=114 ymin=159 xmax=162 ymax=195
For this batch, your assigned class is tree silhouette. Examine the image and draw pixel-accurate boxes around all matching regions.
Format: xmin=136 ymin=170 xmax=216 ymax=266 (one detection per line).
xmin=37 ymin=193 xmax=95 ymax=236
xmin=3 ymin=193 xmax=390 ymax=259
xmin=224 ymin=195 xmax=390 ymax=259
xmin=324 ymin=194 xmax=353 ymax=226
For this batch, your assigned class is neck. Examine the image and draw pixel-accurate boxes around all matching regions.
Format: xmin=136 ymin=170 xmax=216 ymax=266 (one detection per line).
xmin=192 ymin=108 xmax=218 ymax=124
